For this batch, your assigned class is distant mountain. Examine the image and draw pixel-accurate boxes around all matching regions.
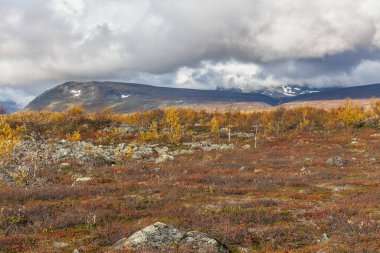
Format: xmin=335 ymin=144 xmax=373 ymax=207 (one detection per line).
xmin=256 ymin=85 xmax=338 ymax=99
xmin=26 ymin=81 xmax=278 ymax=112
xmin=286 ymin=83 xmax=380 ymax=102
xmin=24 ymin=81 xmax=380 ymax=113
xmin=0 ymin=101 xmax=19 ymax=113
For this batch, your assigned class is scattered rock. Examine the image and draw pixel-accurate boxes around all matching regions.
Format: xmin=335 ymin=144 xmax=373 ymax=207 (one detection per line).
xmin=326 ymin=157 xmax=345 ymax=166
xmin=3 ymin=136 xmax=239 ymax=186
xmin=239 ymin=166 xmax=246 ymax=171
xmin=179 ymin=231 xmax=228 ymax=252
xmin=53 ymin=242 xmax=70 ymax=249
xmin=75 ymin=177 xmax=92 ymax=183
xmin=132 ymin=144 xmax=154 ymax=159
xmin=155 ymin=154 xmax=174 ymax=164
xmin=332 ymin=186 xmax=347 ymax=192
xmin=317 ymin=183 xmax=350 ymax=192
xmin=113 ymin=222 xmax=228 ymax=252
xmin=304 ymin=157 xmax=313 ymax=162
xmin=242 ymin=144 xmax=251 ymax=150
xmin=229 ymin=132 xmax=256 ymax=138
xmin=171 ymin=149 xmax=195 ymax=155
xmin=60 ymin=162 xmax=71 ymax=168
xmin=72 ymin=176 xmax=93 ymax=187
xmin=185 ymin=141 xmax=235 ymax=152
xmin=8 ymin=138 xmax=236 ymax=174
xmin=320 ymin=233 xmax=329 ymax=243
xmin=219 ymin=144 xmax=234 ymax=151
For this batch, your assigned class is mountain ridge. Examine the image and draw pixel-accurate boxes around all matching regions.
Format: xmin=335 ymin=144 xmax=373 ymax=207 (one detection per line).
xmin=26 ymin=81 xmax=278 ymax=112
xmin=24 ymin=81 xmax=380 ymax=113
xmin=282 ymin=83 xmax=380 ymax=102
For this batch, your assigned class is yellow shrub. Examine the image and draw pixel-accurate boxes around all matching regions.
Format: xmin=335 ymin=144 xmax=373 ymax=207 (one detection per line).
xmin=339 ymin=99 xmax=365 ymax=128
xmin=296 ymin=108 xmax=311 ymax=131
xmin=165 ymin=107 xmax=183 ymax=143
xmin=106 ymin=127 xmax=121 ymax=143
xmin=95 ymin=108 xmax=113 ymax=122
xmin=64 ymin=105 xmax=86 ymax=122
xmin=140 ymin=121 xmax=160 ymax=142
xmin=0 ymin=117 xmax=23 ymax=160
xmin=9 ymin=168 xmax=28 ymax=186
xmin=66 ymin=130 xmax=81 ymax=141
xmin=372 ymin=100 xmax=380 ymax=122
xmin=125 ymin=145 xmax=133 ymax=157
xmin=210 ymin=116 xmax=220 ymax=134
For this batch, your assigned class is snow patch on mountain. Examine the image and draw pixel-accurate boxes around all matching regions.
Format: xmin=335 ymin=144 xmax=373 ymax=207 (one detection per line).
xmin=70 ymin=90 xmax=81 ymax=97
xmin=256 ymin=85 xmax=325 ymax=98
xmin=281 ymin=86 xmax=296 ymax=96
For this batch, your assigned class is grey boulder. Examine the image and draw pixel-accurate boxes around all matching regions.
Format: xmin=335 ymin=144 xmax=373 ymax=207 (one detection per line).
xmin=326 ymin=157 xmax=345 ymax=166
xmin=113 ymin=222 xmax=228 ymax=252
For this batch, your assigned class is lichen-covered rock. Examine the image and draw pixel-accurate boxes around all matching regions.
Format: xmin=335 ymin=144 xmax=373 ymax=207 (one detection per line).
xmin=1 ymin=136 xmax=238 ymax=186
xmin=218 ymin=144 xmax=234 ymax=151
xmin=6 ymin=138 xmax=235 ymax=173
xmin=155 ymin=154 xmax=174 ymax=164
xmin=179 ymin=231 xmax=229 ymax=253
xmin=171 ymin=149 xmax=195 ymax=156
xmin=242 ymin=144 xmax=251 ymax=150
xmin=113 ymin=222 xmax=228 ymax=252
xmin=113 ymin=222 xmax=183 ymax=251
xmin=185 ymin=141 xmax=235 ymax=152
xmin=52 ymin=241 xmax=70 ymax=249
xmin=326 ymin=157 xmax=345 ymax=166
xmin=131 ymin=144 xmax=154 ymax=159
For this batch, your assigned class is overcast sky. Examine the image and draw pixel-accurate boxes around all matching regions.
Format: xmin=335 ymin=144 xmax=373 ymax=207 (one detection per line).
xmin=1 ymin=0 xmax=380 ymax=105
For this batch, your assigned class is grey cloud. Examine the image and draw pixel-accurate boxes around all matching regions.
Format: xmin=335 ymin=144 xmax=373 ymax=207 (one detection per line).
xmin=259 ymin=48 xmax=380 ymax=81
xmin=0 ymin=0 xmax=380 ymax=99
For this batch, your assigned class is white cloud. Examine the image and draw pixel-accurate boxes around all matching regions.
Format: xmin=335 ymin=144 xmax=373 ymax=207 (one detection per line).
xmin=0 ymin=0 xmax=380 ymax=98
xmin=0 ymin=87 xmax=35 ymax=106
xmin=170 ymin=58 xmax=380 ymax=91
xmin=174 ymin=61 xmax=263 ymax=90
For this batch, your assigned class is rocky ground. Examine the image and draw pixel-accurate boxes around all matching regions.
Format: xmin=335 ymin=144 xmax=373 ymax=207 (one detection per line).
xmin=0 ymin=134 xmax=235 ymax=186
xmin=0 ymin=129 xmax=379 ymax=252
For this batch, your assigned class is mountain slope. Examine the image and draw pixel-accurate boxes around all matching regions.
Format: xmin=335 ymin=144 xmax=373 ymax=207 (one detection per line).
xmin=256 ymin=85 xmax=337 ymax=98
xmin=285 ymin=83 xmax=380 ymax=102
xmin=26 ymin=81 xmax=278 ymax=112
xmin=25 ymin=82 xmax=380 ymax=113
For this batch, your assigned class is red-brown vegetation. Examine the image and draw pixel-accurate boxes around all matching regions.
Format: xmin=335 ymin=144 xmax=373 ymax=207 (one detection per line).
xmin=0 ymin=100 xmax=379 ymax=252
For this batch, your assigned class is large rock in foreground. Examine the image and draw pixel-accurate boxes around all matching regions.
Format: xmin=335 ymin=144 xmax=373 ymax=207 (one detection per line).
xmin=113 ymin=222 xmax=229 ymax=253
